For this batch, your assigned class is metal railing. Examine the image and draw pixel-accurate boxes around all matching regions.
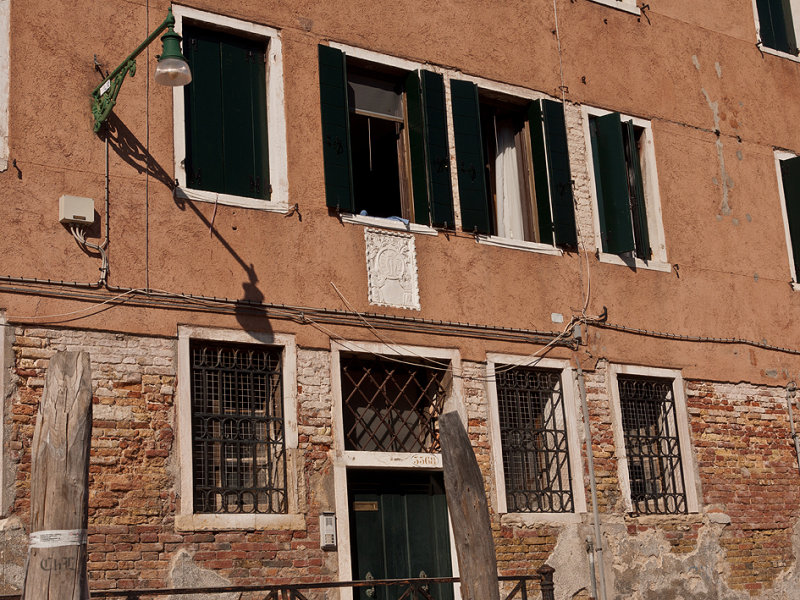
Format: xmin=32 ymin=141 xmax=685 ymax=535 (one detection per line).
xmin=1 ymin=567 xmax=556 ymax=600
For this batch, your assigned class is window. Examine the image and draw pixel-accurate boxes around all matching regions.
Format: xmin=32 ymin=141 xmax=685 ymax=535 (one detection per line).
xmin=176 ymin=327 xmax=301 ymax=531
xmin=190 ymin=340 xmax=286 ymax=514
xmin=319 ymin=45 xmax=454 ymax=229
xmin=585 ymin=108 xmax=667 ymax=268
xmin=340 ymin=355 xmax=446 ymax=453
xmin=775 ymin=152 xmax=800 ymax=284
xmin=608 ymin=365 xmax=698 ymax=516
xmin=450 ymin=82 xmax=576 ymax=248
xmin=486 ymin=356 xmax=586 ymax=519
xmin=587 ymin=0 xmax=641 ymax=15
xmin=755 ymin=0 xmax=799 ymax=56
xmin=171 ymin=6 xmax=288 ymax=211
xmin=495 ymin=366 xmax=573 ymax=513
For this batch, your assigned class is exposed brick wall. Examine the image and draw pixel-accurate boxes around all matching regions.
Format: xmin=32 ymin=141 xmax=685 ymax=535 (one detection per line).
xmin=3 ymin=328 xmax=800 ymax=598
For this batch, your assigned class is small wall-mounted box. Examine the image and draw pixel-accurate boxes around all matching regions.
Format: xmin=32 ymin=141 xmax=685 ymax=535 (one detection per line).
xmin=59 ymin=195 xmax=95 ymax=225
xmin=319 ymin=512 xmax=337 ymax=550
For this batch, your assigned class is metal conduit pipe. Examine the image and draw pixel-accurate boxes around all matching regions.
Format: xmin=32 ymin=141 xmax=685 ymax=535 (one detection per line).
xmin=574 ymin=336 xmax=608 ymax=600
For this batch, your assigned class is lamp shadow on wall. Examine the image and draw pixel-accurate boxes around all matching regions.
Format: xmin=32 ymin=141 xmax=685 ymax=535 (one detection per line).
xmin=99 ymin=114 xmax=271 ymax=335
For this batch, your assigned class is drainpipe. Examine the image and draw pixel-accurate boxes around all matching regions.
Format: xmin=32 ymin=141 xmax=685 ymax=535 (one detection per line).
xmin=573 ymin=326 xmax=608 ymax=600
xmin=586 ymin=536 xmax=598 ymax=600
xmin=787 ymin=382 xmax=800 ymax=477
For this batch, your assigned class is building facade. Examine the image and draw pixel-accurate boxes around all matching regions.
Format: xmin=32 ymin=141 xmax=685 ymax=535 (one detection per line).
xmin=0 ymin=0 xmax=799 ymax=598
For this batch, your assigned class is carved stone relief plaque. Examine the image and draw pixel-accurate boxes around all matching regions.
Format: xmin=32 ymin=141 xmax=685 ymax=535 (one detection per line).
xmin=364 ymin=228 xmax=420 ymax=310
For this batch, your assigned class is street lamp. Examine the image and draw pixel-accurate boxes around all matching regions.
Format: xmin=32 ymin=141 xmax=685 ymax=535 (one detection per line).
xmin=90 ymin=7 xmax=191 ymax=132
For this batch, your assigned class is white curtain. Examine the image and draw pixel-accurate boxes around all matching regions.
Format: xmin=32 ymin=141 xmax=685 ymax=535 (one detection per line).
xmin=494 ymin=121 xmax=525 ymax=240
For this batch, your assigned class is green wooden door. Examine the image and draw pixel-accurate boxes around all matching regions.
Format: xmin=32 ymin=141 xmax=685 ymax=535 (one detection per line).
xmin=349 ymin=471 xmax=454 ymax=600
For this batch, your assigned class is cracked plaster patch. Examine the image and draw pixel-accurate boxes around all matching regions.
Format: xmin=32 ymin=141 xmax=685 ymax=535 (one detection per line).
xmin=364 ymin=228 xmax=420 ymax=310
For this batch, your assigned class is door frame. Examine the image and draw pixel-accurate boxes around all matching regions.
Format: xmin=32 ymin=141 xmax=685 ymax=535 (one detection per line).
xmin=330 ymin=340 xmax=466 ymax=600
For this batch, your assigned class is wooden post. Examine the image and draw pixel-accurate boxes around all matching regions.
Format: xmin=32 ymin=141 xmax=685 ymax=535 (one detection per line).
xmin=439 ymin=411 xmax=500 ymax=600
xmin=22 ymin=351 xmax=92 ymax=600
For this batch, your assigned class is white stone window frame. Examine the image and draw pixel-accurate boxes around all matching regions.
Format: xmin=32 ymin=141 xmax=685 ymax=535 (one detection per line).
xmin=170 ymin=5 xmax=289 ymax=212
xmin=581 ymin=105 xmax=671 ymax=273
xmin=587 ymin=0 xmax=641 ymax=16
xmin=606 ymin=364 xmax=700 ymax=514
xmin=0 ymin=313 xmax=9 ymax=516
xmin=752 ymin=0 xmax=800 ymax=62
xmin=773 ymin=149 xmax=800 ymax=290
xmin=175 ymin=325 xmax=302 ymax=531
xmin=330 ymin=339 xmax=465 ymax=600
xmin=485 ymin=355 xmax=587 ymax=525
xmin=0 ymin=0 xmax=9 ymax=172
xmin=328 ymin=42 xmax=441 ymax=237
xmin=447 ymin=74 xmax=565 ymax=257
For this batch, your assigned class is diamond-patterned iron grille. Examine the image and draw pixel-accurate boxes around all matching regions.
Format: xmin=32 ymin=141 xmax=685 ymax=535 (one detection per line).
xmin=496 ymin=367 xmax=573 ymax=513
xmin=190 ymin=341 xmax=287 ymax=514
xmin=618 ymin=375 xmax=687 ymax=515
xmin=341 ymin=357 xmax=447 ymax=452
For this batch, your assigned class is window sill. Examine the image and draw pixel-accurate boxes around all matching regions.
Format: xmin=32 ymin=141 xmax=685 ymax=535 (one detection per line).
xmin=174 ymin=186 xmax=288 ymax=213
xmin=500 ymin=512 xmax=584 ymax=526
xmin=791 ymin=282 xmax=800 ymax=292
xmin=477 ymin=235 xmax=563 ymax=256
xmin=586 ymin=0 xmax=641 ymax=15
xmin=342 ymin=450 xmax=442 ymax=469
xmin=340 ymin=213 xmax=439 ymax=236
xmin=598 ymin=252 xmax=672 ymax=273
xmin=758 ymin=44 xmax=800 ymax=63
xmin=174 ymin=512 xmax=306 ymax=532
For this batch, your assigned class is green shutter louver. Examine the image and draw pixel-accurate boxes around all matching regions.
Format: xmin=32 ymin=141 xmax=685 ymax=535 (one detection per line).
xmin=591 ymin=112 xmax=635 ymax=255
xmin=623 ymin=119 xmax=650 ymax=259
xmin=318 ymin=45 xmax=354 ymax=212
xmin=406 ymin=71 xmax=430 ymax=226
xmin=756 ymin=0 xmax=798 ymax=55
xmin=183 ymin=26 xmax=269 ymax=200
xmin=421 ymin=71 xmax=454 ymax=228
xmin=781 ymin=156 xmax=800 ymax=281
xmin=529 ymin=101 xmax=554 ymax=245
xmin=451 ymin=80 xmax=489 ymax=234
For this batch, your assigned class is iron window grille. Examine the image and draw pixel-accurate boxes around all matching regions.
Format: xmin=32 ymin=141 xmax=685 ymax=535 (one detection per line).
xmin=618 ymin=375 xmax=687 ymax=515
xmin=190 ymin=341 xmax=287 ymax=514
xmin=341 ymin=356 xmax=447 ymax=453
xmin=496 ymin=366 xmax=574 ymax=513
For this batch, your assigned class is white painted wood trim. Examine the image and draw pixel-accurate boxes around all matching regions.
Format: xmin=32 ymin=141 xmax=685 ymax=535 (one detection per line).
xmin=171 ymin=5 xmax=289 ymax=212
xmin=340 ymin=213 xmax=438 ymax=236
xmin=0 ymin=0 xmax=8 ymax=172
xmin=330 ymin=339 xmax=463 ymax=598
xmin=486 ymin=354 xmax=587 ymax=518
xmin=587 ymin=0 xmax=641 ymax=15
xmin=774 ymin=150 xmax=799 ymax=284
xmin=581 ymin=105 xmax=669 ymax=266
xmin=175 ymin=325 xmax=300 ymax=529
xmin=606 ymin=363 xmax=700 ymax=514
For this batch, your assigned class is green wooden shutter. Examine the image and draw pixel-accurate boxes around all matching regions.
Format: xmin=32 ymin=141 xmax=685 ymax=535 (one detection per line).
xmin=421 ymin=71 xmax=454 ymax=228
xmin=451 ymin=80 xmax=489 ymax=234
xmin=318 ymin=45 xmax=354 ymax=212
xmin=542 ymin=100 xmax=577 ymax=247
xmin=406 ymin=71 xmax=430 ymax=226
xmin=183 ymin=27 xmax=269 ymax=200
xmin=184 ymin=27 xmax=225 ymax=194
xmin=624 ymin=119 xmax=650 ymax=259
xmin=757 ymin=0 xmax=798 ymax=55
xmin=591 ymin=113 xmax=635 ymax=254
xmin=780 ymin=156 xmax=800 ymax=280
xmin=529 ymin=101 xmax=554 ymax=245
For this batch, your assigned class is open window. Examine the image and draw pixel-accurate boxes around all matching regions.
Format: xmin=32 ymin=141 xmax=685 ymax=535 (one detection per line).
xmin=318 ymin=45 xmax=454 ymax=228
xmin=755 ymin=0 xmax=799 ymax=56
xmin=450 ymin=80 xmax=577 ymax=248
xmin=775 ymin=152 xmax=800 ymax=284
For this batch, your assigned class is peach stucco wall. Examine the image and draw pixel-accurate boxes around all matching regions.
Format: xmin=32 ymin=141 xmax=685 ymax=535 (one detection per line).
xmin=1 ymin=0 xmax=799 ymax=385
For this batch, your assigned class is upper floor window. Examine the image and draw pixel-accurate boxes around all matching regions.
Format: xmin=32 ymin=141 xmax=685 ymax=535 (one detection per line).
xmin=450 ymin=81 xmax=577 ymax=248
xmin=755 ymin=0 xmax=799 ymax=56
xmin=319 ymin=45 xmax=454 ymax=229
xmin=775 ymin=151 xmax=800 ymax=284
xmin=584 ymin=107 xmax=668 ymax=269
xmin=171 ymin=6 xmax=289 ymax=212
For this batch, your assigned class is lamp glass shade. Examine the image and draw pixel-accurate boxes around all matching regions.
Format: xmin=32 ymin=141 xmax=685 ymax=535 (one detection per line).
xmin=154 ymin=57 xmax=192 ymax=86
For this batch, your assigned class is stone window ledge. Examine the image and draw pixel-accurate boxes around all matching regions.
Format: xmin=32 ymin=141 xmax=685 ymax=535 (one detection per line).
xmin=175 ymin=513 xmax=306 ymax=532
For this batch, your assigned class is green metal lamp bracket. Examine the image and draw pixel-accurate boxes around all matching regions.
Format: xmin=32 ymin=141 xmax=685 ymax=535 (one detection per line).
xmin=90 ymin=8 xmax=176 ymax=133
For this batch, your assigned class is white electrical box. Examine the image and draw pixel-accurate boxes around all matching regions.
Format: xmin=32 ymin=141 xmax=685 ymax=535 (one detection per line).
xmin=59 ymin=195 xmax=95 ymax=225
xmin=320 ymin=512 xmax=337 ymax=550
